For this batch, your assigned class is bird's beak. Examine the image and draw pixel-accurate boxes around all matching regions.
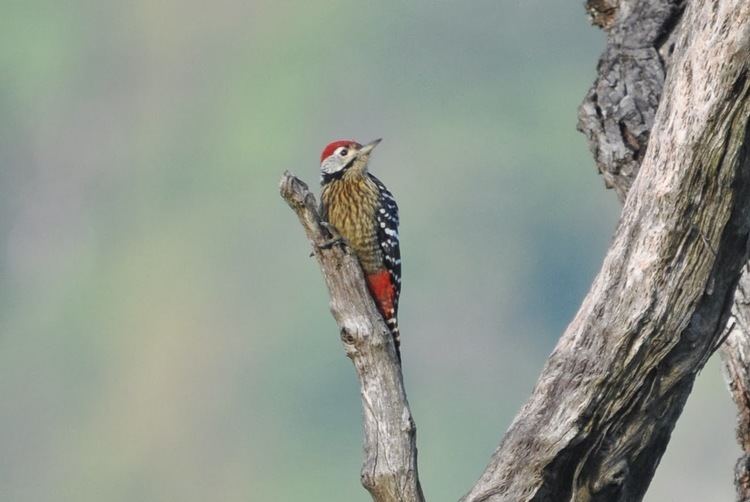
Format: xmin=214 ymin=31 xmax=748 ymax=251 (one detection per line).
xmin=357 ymin=138 xmax=382 ymax=157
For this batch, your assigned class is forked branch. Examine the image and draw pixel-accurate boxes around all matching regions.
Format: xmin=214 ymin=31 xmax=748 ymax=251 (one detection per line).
xmin=579 ymin=0 xmax=750 ymax=499
xmin=462 ymin=0 xmax=750 ymax=499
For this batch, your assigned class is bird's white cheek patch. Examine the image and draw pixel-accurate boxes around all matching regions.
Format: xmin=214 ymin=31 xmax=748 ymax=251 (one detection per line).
xmin=321 ymin=157 xmax=345 ymax=174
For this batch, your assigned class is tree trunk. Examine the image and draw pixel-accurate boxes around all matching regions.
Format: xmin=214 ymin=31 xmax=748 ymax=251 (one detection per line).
xmin=722 ymin=278 xmax=750 ymax=502
xmin=578 ymin=1 xmax=750 ymax=499
xmin=462 ymin=0 xmax=750 ymax=499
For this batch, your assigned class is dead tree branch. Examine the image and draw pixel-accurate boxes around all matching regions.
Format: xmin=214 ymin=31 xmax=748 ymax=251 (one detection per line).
xmin=279 ymin=173 xmax=424 ymax=502
xmin=722 ymin=274 xmax=750 ymax=501
xmin=462 ymin=0 xmax=750 ymax=500
xmin=579 ymin=0 xmax=750 ymax=499
xmin=578 ymin=0 xmax=685 ymax=202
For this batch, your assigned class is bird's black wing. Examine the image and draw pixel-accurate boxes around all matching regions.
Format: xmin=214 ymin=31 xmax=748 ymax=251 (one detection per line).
xmin=369 ymin=173 xmax=401 ymax=314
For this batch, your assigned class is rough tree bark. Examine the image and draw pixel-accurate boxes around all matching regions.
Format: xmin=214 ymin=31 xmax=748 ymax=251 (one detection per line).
xmin=578 ymin=0 xmax=685 ymax=202
xmin=723 ymin=278 xmax=750 ymax=501
xmin=279 ymin=174 xmax=424 ymax=502
xmin=462 ymin=0 xmax=750 ymax=499
xmin=578 ymin=0 xmax=750 ymax=500
xmin=281 ymin=0 xmax=750 ymax=500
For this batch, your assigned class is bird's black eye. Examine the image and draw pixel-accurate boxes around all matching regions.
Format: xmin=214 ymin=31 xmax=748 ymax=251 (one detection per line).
xmin=339 ymin=148 xmax=348 ymax=156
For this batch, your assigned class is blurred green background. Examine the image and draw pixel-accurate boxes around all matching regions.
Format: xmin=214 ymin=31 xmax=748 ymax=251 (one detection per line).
xmin=0 ymin=1 xmax=738 ymax=501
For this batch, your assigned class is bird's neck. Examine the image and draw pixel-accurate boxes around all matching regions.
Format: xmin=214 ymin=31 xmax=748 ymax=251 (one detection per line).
xmin=321 ymin=165 xmax=368 ymax=186
xmin=343 ymin=164 xmax=368 ymax=180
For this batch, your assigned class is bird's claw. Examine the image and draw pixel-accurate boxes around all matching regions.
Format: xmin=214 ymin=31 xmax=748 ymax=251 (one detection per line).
xmin=310 ymin=236 xmax=346 ymax=256
xmin=319 ymin=220 xmax=337 ymax=234
xmin=310 ymin=221 xmax=345 ymax=256
xmin=318 ymin=236 xmax=345 ymax=250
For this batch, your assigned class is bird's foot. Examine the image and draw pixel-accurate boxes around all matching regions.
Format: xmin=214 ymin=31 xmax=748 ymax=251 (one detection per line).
xmin=316 ymin=236 xmax=345 ymax=250
xmin=311 ymin=221 xmax=345 ymax=255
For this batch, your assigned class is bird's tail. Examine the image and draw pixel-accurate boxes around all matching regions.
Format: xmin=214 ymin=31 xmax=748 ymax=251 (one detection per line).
xmin=385 ymin=316 xmax=401 ymax=363
xmin=366 ymin=271 xmax=401 ymax=362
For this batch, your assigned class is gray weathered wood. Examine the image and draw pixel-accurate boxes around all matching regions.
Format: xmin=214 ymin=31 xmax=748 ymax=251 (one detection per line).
xmin=462 ymin=0 xmax=750 ymax=500
xmin=722 ymin=275 xmax=750 ymax=502
xmin=279 ymin=173 xmax=424 ymax=502
xmin=579 ymin=0 xmax=750 ymax=499
xmin=578 ymin=0 xmax=685 ymax=202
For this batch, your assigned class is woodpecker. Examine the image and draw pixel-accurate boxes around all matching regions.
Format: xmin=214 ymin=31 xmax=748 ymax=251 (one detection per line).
xmin=319 ymin=138 xmax=402 ymax=359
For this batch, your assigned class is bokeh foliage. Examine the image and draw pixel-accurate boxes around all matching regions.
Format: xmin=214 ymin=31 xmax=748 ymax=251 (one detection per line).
xmin=0 ymin=1 xmax=737 ymax=500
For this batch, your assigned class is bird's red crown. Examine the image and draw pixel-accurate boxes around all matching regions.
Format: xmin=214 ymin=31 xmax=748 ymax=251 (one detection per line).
xmin=320 ymin=140 xmax=360 ymax=163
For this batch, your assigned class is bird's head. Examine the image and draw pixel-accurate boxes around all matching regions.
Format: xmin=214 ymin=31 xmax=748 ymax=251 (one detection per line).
xmin=320 ymin=138 xmax=381 ymax=183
